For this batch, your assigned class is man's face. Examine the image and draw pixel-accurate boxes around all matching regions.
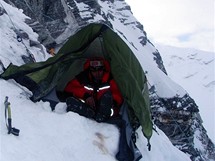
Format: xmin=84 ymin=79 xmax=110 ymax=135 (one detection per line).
xmin=90 ymin=67 xmax=104 ymax=81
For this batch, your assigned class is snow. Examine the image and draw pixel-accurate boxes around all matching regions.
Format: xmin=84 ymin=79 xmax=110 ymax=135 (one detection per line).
xmin=156 ymin=44 xmax=215 ymax=143
xmin=0 ymin=0 xmax=50 ymax=65
xmin=0 ymin=79 xmax=191 ymax=161
xmin=0 ymin=0 xmax=212 ymax=160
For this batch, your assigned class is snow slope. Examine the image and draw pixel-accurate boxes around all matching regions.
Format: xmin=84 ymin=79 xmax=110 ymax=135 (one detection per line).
xmin=0 ymin=79 xmax=191 ymax=161
xmin=156 ymin=44 xmax=215 ymax=143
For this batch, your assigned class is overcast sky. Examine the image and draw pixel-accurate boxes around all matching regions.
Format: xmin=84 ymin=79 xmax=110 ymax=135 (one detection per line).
xmin=125 ymin=0 xmax=214 ymax=52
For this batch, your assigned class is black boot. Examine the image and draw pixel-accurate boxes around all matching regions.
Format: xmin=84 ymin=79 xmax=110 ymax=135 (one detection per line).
xmin=66 ymin=97 xmax=95 ymax=119
xmin=95 ymin=91 xmax=113 ymax=122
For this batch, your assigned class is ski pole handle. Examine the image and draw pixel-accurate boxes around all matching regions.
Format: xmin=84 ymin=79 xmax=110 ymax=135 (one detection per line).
xmin=4 ymin=96 xmax=12 ymax=119
xmin=4 ymin=96 xmax=9 ymax=104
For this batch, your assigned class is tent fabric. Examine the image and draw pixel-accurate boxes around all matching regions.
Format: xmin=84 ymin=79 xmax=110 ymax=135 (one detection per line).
xmin=0 ymin=23 xmax=152 ymax=140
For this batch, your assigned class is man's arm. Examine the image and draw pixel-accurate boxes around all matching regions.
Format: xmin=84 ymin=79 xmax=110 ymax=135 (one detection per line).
xmin=64 ymin=79 xmax=90 ymax=99
xmin=110 ymin=80 xmax=123 ymax=107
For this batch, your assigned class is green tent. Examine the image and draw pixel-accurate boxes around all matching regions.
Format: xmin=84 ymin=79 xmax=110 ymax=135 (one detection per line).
xmin=0 ymin=23 xmax=152 ymax=141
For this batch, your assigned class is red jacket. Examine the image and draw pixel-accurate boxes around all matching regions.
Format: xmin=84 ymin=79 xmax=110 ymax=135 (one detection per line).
xmin=64 ymin=59 xmax=123 ymax=116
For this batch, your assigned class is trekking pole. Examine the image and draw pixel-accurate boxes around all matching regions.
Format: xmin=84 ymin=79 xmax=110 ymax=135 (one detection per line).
xmin=4 ymin=96 xmax=20 ymax=136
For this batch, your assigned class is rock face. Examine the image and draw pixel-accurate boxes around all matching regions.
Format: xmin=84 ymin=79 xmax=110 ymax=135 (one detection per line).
xmin=5 ymin=0 xmax=78 ymax=47
xmin=2 ymin=0 xmax=215 ymax=160
xmin=150 ymin=91 xmax=215 ymax=161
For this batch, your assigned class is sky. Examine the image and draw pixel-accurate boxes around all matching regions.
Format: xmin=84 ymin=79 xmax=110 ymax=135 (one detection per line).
xmin=125 ymin=0 xmax=215 ymax=52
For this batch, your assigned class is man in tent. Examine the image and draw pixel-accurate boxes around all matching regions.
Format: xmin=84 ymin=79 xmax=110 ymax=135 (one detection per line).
xmin=0 ymin=24 xmax=152 ymax=160
xmin=64 ymin=57 xmax=123 ymax=121
xmin=64 ymin=57 xmax=136 ymax=161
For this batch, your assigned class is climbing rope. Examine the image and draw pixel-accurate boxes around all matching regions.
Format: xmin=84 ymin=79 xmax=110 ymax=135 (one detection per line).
xmin=0 ymin=1 xmax=36 ymax=63
xmin=22 ymin=0 xmax=55 ymax=21
xmin=21 ymin=0 xmax=79 ymax=34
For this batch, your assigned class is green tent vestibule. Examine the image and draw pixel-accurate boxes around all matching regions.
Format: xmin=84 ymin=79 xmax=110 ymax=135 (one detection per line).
xmin=0 ymin=23 xmax=152 ymax=142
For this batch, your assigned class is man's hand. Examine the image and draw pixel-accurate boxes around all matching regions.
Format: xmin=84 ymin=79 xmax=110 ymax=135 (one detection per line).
xmin=85 ymin=96 xmax=95 ymax=108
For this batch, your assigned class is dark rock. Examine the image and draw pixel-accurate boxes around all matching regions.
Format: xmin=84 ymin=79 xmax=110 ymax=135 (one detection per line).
xmin=0 ymin=5 xmax=7 ymax=15
xmin=152 ymin=50 xmax=168 ymax=74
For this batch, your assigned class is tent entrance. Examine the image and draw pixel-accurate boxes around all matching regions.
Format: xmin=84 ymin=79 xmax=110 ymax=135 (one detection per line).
xmin=56 ymin=35 xmax=109 ymax=92
xmin=82 ymin=35 xmax=108 ymax=58
xmin=43 ymin=35 xmax=110 ymax=105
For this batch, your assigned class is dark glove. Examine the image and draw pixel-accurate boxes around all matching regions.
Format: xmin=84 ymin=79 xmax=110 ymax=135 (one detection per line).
xmin=85 ymin=96 xmax=95 ymax=108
